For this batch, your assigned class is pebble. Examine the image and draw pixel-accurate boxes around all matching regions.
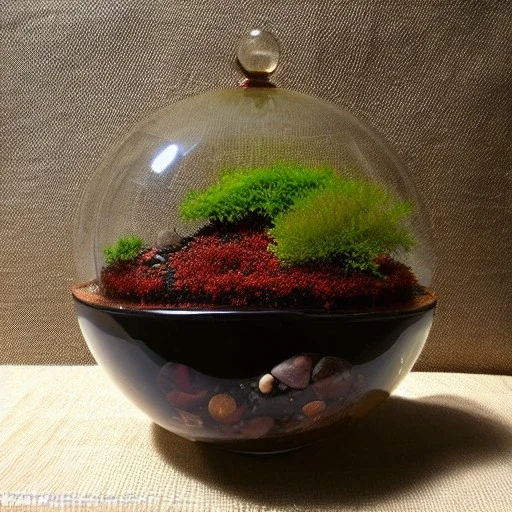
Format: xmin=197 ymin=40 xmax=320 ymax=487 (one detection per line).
xmin=159 ymin=357 xmax=366 ymax=440
xmin=166 ymin=389 xmax=208 ymax=410
xmin=208 ymin=394 xmax=238 ymax=424
xmin=154 ymin=254 xmax=166 ymax=263
xmin=302 ymin=400 xmax=327 ymax=418
xmin=313 ymin=374 xmax=355 ymax=400
xmin=312 ymin=357 xmax=355 ymax=400
xmin=158 ymin=363 xmax=195 ymax=394
xmin=240 ymin=417 xmax=275 ymax=438
xmin=258 ymin=373 xmax=274 ymax=394
xmin=156 ymin=229 xmax=183 ymax=249
xmin=271 ymin=355 xmax=312 ymax=390
xmin=312 ymin=356 xmax=352 ymax=382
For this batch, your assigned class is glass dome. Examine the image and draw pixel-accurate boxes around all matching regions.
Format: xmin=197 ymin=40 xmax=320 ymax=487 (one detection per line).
xmin=73 ymin=30 xmax=436 ymax=453
xmin=75 ymin=86 xmax=433 ymax=308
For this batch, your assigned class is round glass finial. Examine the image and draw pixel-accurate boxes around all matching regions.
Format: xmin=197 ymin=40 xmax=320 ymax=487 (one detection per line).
xmin=237 ymin=29 xmax=280 ymax=77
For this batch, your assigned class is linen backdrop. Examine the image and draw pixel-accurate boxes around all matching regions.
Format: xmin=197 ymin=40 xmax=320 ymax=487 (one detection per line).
xmin=1 ymin=0 xmax=511 ymax=373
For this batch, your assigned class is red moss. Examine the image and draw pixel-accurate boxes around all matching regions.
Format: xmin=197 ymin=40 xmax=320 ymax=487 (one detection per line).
xmin=100 ymin=232 xmax=418 ymax=309
xmin=169 ymin=232 xmax=417 ymax=309
xmin=101 ymin=250 xmax=165 ymax=302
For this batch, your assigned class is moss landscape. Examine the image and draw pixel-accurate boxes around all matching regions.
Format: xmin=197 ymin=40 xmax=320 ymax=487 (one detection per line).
xmin=95 ymin=164 xmax=424 ymax=310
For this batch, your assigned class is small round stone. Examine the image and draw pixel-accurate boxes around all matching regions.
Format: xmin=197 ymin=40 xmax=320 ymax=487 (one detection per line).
xmin=237 ymin=29 xmax=280 ymax=77
xmin=302 ymin=400 xmax=327 ymax=419
xmin=156 ymin=229 xmax=182 ymax=249
xmin=208 ymin=394 xmax=237 ymax=424
xmin=258 ymin=373 xmax=274 ymax=394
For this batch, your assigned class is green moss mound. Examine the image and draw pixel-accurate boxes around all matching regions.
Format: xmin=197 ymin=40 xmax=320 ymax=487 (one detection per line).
xmin=269 ymin=177 xmax=415 ymax=274
xmin=180 ymin=164 xmax=335 ymax=223
xmin=103 ymin=235 xmax=145 ymax=265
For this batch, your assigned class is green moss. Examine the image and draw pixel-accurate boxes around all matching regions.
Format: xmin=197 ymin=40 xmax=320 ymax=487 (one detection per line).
xmin=180 ymin=164 xmax=335 ymax=223
xmin=269 ymin=177 xmax=415 ymax=274
xmin=179 ymin=163 xmax=416 ymax=276
xmin=103 ymin=235 xmax=145 ymax=265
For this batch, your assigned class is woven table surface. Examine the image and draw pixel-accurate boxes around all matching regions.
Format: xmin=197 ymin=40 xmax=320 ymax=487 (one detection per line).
xmin=1 ymin=366 xmax=511 ymax=511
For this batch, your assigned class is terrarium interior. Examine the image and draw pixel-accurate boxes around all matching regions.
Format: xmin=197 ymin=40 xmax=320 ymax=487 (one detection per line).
xmin=74 ymin=85 xmax=433 ymax=311
xmin=72 ymin=30 xmax=437 ymax=453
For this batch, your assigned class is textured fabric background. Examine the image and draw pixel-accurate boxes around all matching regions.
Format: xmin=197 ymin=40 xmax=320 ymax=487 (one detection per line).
xmin=1 ymin=367 xmax=511 ymax=511
xmin=1 ymin=1 xmax=511 ymax=372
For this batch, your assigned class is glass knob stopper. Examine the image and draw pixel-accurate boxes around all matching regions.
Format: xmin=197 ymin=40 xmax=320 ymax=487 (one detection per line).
xmin=237 ymin=29 xmax=280 ymax=78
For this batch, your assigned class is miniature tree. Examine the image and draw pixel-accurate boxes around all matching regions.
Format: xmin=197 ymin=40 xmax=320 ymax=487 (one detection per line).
xmin=270 ymin=177 xmax=415 ymax=274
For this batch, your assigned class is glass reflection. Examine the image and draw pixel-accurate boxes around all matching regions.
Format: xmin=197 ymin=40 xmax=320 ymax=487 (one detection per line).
xmin=151 ymin=144 xmax=179 ymax=174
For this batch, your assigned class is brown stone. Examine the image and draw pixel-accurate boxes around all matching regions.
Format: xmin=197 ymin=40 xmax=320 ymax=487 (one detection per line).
xmin=271 ymin=355 xmax=312 ymax=390
xmin=312 ymin=359 xmax=355 ymax=400
xmin=158 ymin=362 xmax=195 ymax=394
xmin=312 ymin=356 xmax=352 ymax=382
xmin=208 ymin=394 xmax=238 ymax=424
xmin=166 ymin=389 xmax=208 ymax=410
xmin=302 ymin=400 xmax=327 ymax=419
xmin=240 ymin=417 xmax=275 ymax=438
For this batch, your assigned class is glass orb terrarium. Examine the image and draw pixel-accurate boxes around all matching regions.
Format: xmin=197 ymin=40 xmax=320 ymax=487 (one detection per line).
xmin=73 ymin=30 xmax=436 ymax=453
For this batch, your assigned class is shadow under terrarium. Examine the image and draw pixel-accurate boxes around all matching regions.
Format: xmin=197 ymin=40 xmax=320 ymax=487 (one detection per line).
xmin=151 ymin=394 xmax=512 ymax=508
